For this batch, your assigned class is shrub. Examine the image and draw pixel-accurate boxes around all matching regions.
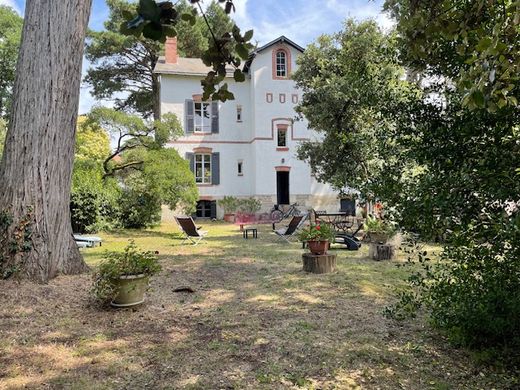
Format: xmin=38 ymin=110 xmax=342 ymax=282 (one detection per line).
xmin=218 ymin=196 xmax=239 ymax=214
xmin=388 ymin=207 xmax=520 ymax=361
xmin=91 ymin=240 xmax=161 ymax=302
xmin=237 ymin=197 xmax=262 ymax=214
xmin=117 ymin=185 xmax=162 ymax=229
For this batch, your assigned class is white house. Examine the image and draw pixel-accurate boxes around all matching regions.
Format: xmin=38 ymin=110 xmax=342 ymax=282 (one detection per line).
xmin=155 ymin=36 xmax=351 ymax=219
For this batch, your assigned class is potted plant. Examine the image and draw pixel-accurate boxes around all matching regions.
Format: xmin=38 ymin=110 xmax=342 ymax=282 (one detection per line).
xmin=298 ymin=222 xmax=335 ymax=255
xmin=364 ymin=217 xmax=395 ymax=244
xmin=236 ymin=197 xmax=262 ymax=223
xmin=92 ymin=240 xmax=161 ymax=307
xmin=218 ymin=196 xmax=239 ymax=223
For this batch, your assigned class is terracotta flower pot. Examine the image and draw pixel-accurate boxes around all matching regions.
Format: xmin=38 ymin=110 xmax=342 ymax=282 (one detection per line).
xmin=111 ymin=274 xmax=149 ymax=308
xmin=223 ymin=213 xmax=235 ymax=223
xmin=307 ymin=240 xmax=329 ymax=255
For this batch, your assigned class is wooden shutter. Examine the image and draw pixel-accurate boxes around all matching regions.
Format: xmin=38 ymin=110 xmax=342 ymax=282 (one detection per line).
xmin=211 ymin=152 xmax=220 ymax=185
xmin=185 ymin=99 xmax=194 ymax=134
xmin=211 ymin=101 xmax=219 ymax=133
xmin=185 ymin=152 xmax=195 ymax=173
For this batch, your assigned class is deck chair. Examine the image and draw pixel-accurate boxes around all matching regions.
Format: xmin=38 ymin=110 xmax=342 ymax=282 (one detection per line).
xmin=273 ymin=215 xmax=304 ymax=243
xmin=175 ymin=216 xmax=208 ymax=245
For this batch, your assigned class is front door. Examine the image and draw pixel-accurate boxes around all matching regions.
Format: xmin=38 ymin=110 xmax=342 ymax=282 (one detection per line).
xmin=276 ymin=171 xmax=290 ymax=205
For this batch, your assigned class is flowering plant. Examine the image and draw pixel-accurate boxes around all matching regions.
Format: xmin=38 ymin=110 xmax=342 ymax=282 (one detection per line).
xmin=297 ymin=222 xmax=335 ymax=242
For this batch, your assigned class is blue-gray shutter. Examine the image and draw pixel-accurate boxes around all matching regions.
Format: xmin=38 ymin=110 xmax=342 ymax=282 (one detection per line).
xmin=185 ymin=152 xmax=195 ymax=173
xmin=185 ymin=99 xmax=194 ymax=134
xmin=211 ymin=152 xmax=220 ymax=185
xmin=211 ymin=101 xmax=219 ymax=133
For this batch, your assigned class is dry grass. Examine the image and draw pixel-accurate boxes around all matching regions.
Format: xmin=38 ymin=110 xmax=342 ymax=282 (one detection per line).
xmin=0 ymin=221 xmax=517 ymax=389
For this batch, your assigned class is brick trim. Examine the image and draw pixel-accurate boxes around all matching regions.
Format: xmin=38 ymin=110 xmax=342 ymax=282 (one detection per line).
xmin=276 ymin=147 xmax=289 ymax=152
xmin=275 ymin=166 xmax=291 ymax=172
xmin=193 ymin=147 xmax=213 ymax=153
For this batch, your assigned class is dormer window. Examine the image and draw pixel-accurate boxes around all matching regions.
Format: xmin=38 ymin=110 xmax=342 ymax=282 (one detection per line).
xmin=276 ymin=50 xmax=287 ymax=77
xmin=272 ymin=47 xmax=291 ymax=80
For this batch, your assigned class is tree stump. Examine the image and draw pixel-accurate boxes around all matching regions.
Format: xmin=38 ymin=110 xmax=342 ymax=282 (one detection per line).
xmin=368 ymin=243 xmax=395 ymax=261
xmin=302 ymin=253 xmax=337 ymax=274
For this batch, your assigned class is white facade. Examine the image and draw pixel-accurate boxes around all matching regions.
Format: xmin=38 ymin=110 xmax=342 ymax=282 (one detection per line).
xmin=155 ymin=36 xmax=342 ymax=218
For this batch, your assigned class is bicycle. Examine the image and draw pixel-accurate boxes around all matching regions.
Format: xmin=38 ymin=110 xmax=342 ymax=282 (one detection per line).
xmin=270 ymin=202 xmax=302 ymax=223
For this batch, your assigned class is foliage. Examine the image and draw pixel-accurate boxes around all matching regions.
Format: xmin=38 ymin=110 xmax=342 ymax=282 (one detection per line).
xmin=91 ymin=240 xmax=161 ymax=301
xmin=218 ymin=196 xmax=239 ymax=214
xmin=0 ymin=208 xmax=33 ymax=279
xmin=297 ymin=14 xmax=520 ymax=356
xmin=0 ymin=5 xmax=23 ymax=119
xmin=141 ymin=148 xmax=198 ymax=214
xmin=85 ymin=106 xmax=182 ymax=177
xmin=121 ymin=0 xmax=255 ymax=102
xmin=84 ymin=0 xmax=234 ymax=119
xmin=384 ymin=0 xmax=520 ymax=111
xmin=71 ymin=118 xmax=120 ymax=233
xmin=297 ymin=223 xmax=335 ymax=242
xmin=237 ymin=197 xmax=261 ymax=214
xmin=364 ymin=216 xmax=396 ymax=236
xmin=117 ymin=173 xmax=163 ymax=229
xmin=293 ymin=20 xmax=420 ymax=196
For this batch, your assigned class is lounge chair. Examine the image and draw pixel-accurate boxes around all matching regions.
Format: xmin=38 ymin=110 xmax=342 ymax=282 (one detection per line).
xmin=273 ymin=215 xmax=305 ymax=243
xmin=175 ymin=216 xmax=208 ymax=245
xmin=74 ymin=234 xmax=102 ymax=248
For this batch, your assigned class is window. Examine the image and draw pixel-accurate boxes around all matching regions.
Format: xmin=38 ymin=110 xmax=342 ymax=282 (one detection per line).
xmin=276 ymin=50 xmax=287 ymax=77
xmin=195 ymin=154 xmax=212 ymax=183
xmin=237 ymin=161 xmax=243 ymax=175
xmin=236 ymin=105 xmax=242 ymax=122
xmin=194 ymin=102 xmax=211 ymax=132
xmin=277 ymin=128 xmax=287 ymax=147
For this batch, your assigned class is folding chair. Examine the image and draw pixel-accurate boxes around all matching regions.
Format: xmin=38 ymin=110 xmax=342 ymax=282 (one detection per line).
xmin=273 ymin=215 xmax=305 ymax=243
xmin=175 ymin=216 xmax=208 ymax=245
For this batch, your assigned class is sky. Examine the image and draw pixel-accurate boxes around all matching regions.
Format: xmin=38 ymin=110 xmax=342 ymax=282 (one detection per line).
xmin=0 ymin=0 xmax=391 ymax=113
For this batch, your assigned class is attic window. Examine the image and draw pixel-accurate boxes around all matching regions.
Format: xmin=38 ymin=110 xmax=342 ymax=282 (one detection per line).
xmin=276 ymin=50 xmax=287 ymax=77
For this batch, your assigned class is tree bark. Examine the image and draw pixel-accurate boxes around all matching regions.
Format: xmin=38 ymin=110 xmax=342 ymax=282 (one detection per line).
xmin=0 ymin=0 xmax=92 ymax=282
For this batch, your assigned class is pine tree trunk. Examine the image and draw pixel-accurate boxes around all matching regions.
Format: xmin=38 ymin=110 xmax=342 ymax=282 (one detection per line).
xmin=0 ymin=0 xmax=92 ymax=282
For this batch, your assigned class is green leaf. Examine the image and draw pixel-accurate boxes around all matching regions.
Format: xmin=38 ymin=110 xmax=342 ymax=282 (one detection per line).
xmin=234 ymin=69 xmax=246 ymax=82
xmin=244 ymin=29 xmax=254 ymax=41
xmin=471 ymin=90 xmax=485 ymax=107
xmin=142 ymin=23 xmax=163 ymax=41
xmin=235 ymin=43 xmax=249 ymax=60
xmin=138 ymin=0 xmax=160 ymax=23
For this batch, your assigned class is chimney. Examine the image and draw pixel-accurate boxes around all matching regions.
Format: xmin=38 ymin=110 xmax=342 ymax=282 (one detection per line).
xmin=165 ymin=37 xmax=178 ymax=64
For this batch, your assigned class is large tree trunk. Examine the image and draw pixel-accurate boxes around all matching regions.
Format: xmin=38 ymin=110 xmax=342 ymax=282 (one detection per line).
xmin=0 ymin=0 xmax=92 ymax=282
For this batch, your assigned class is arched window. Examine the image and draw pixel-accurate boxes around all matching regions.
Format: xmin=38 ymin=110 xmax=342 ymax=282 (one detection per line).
xmin=276 ymin=50 xmax=287 ymax=77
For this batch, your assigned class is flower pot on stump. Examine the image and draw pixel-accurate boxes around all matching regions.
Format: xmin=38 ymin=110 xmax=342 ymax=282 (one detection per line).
xmin=307 ymin=240 xmax=329 ymax=255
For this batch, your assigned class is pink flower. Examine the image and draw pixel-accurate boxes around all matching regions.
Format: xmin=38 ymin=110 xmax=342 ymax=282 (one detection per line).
xmin=316 ymin=225 xmax=321 ymax=230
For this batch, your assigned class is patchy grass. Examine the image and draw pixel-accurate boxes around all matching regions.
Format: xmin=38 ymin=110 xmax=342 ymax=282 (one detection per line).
xmin=0 ymin=221 xmax=517 ymax=389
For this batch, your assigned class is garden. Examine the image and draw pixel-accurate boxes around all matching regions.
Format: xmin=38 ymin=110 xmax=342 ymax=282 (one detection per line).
xmin=0 ymin=221 xmax=517 ymax=389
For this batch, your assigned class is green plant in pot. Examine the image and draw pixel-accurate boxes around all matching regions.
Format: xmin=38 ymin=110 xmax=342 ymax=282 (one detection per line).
xmin=92 ymin=240 xmax=161 ymax=307
xmin=298 ymin=222 xmax=335 ymax=255
xmin=218 ymin=196 xmax=239 ymax=223
xmin=364 ymin=217 xmax=396 ymax=244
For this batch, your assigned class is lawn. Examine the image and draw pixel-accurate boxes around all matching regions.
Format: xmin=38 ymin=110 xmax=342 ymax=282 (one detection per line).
xmin=0 ymin=222 xmax=516 ymax=389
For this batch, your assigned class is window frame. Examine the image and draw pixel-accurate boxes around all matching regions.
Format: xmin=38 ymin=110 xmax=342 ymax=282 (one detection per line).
xmin=277 ymin=128 xmax=287 ymax=147
xmin=236 ymin=105 xmax=242 ymax=122
xmin=195 ymin=153 xmax=212 ymax=184
xmin=193 ymin=101 xmax=212 ymax=133
xmin=237 ymin=161 xmax=243 ymax=176
xmin=276 ymin=50 xmax=287 ymax=77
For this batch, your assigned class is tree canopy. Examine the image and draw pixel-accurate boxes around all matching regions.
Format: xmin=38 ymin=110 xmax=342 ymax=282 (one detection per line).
xmin=84 ymin=0 xmax=237 ymax=120
xmin=0 ymin=5 xmax=23 ymax=119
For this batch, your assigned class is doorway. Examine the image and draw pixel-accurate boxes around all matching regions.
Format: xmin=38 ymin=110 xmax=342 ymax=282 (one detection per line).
xmin=276 ymin=171 xmax=290 ymax=205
